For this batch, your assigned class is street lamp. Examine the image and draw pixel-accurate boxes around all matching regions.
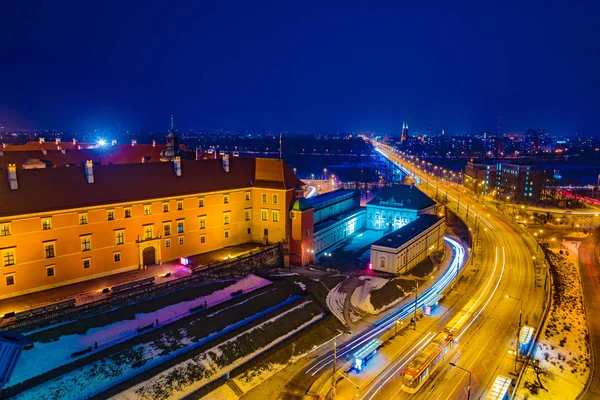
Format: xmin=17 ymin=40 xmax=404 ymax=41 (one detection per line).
xmin=506 ymin=295 xmax=523 ymax=372
xmin=326 ymin=327 xmax=351 ymax=399
xmin=449 ymin=362 xmax=472 ymax=400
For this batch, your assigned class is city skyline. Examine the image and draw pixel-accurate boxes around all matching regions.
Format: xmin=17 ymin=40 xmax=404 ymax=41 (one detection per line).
xmin=1 ymin=1 xmax=599 ymax=135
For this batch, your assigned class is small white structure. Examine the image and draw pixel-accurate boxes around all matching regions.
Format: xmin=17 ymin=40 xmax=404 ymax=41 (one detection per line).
xmin=370 ymin=215 xmax=445 ymax=274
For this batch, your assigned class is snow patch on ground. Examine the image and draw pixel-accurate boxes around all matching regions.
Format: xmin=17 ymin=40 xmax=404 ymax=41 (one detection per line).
xmin=325 ymin=282 xmax=346 ymax=324
xmin=7 ymin=274 xmax=272 ymax=388
xmin=517 ymin=244 xmax=590 ymax=399
xmin=116 ymin=305 xmax=323 ymax=400
xmin=350 ymin=276 xmax=390 ymax=315
xmin=201 ymin=384 xmax=239 ymax=400
xmin=294 ymin=281 xmax=307 ymax=291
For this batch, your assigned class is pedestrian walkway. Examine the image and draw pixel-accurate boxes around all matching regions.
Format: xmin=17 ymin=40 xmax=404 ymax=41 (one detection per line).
xmin=0 ymin=243 xmax=263 ymax=316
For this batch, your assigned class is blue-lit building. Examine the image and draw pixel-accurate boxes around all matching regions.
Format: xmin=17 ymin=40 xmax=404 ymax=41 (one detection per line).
xmin=309 ymin=189 xmax=366 ymax=255
xmin=366 ymin=184 xmax=436 ymax=231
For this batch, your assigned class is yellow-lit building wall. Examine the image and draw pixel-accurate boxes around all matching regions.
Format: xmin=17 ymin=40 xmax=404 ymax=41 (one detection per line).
xmin=0 ymin=186 xmax=294 ymax=300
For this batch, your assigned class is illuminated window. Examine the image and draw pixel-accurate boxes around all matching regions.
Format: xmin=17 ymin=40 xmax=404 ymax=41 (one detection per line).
xmin=261 ymin=209 xmax=268 ymax=221
xmin=273 ymin=194 xmax=279 ymax=204
xmin=223 ymin=212 xmax=230 ymax=225
xmin=42 ymin=218 xmax=52 ymax=230
xmin=245 ymin=192 xmax=251 ymax=201
xmin=46 ymin=266 xmax=55 ymax=277
xmin=224 ymin=229 xmax=230 ymax=239
xmin=224 ymin=194 xmax=230 ymax=204
xmin=178 ymin=236 xmax=184 ymax=245
xmin=81 ymin=235 xmax=92 ymax=252
xmin=272 ymin=210 xmax=280 ymax=222
xmin=163 ymin=202 xmax=169 ymax=213
xmin=107 ymin=210 xmax=115 ymax=221
xmin=200 ymin=235 xmax=206 ymax=243
xmin=198 ymin=197 xmax=204 ymax=207
xmin=177 ymin=200 xmax=183 ymax=211
xmin=199 ymin=216 xmax=206 ymax=229
xmin=82 ymin=258 xmax=91 ymax=269
xmin=79 ymin=213 xmax=88 ymax=225
xmin=247 ymin=227 xmax=252 ymax=234
xmin=245 ymin=208 xmax=252 ymax=221
xmin=262 ymin=193 xmax=268 ymax=203
xmin=115 ymin=229 xmax=125 ymax=245
xmin=177 ymin=220 xmax=185 ymax=233
xmin=0 ymin=223 xmax=10 ymax=236
xmin=163 ymin=222 xmax=171 ymax=236
xmin=144 ymin=205 xmax=152 ymax=215
xmin=5 ymin=275 xmax=15 ymax=286
xmin=144 ymin=225 xmax=153 ymax=240
xmin=2 ymin=248 xmax=16 ymax=266
xmin=44 ymin=242 xmax=56 ymax=259
xmin=124 ymin=208 xmax=132 ymax=218
xmin=113 ymin=252 xmax=121 ymax=262
xmin=165 ymin=239 xmax=171 ymax=248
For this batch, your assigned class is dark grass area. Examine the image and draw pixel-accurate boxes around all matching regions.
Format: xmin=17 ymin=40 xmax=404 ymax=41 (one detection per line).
xmin=230 ymin=313 xmax=345 ymax=384
xmin=370 ymin=279 xmax=406 ymax=311
xmin=27 ymin=280 xmax=233 ymax=343
xmin=3 ymin=280 xmax=300 ymax=399
xmin=404 ymin=257 xmax=435 ymax=278
xmin=97 ymin=294 xmax=321 ymax=400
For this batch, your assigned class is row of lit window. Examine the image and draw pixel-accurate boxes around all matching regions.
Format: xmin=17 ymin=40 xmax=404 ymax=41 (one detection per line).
xmin=0 ymin=192 xmax=283 ymax=236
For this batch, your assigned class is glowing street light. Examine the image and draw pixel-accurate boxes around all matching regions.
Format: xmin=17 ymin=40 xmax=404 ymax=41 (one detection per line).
xmin=97 ymin=139 xmax=107 ymax=147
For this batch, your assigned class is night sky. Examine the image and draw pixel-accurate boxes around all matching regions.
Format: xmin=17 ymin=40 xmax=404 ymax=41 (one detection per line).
xmin=1 ymin=1 xmax=598 ymax=135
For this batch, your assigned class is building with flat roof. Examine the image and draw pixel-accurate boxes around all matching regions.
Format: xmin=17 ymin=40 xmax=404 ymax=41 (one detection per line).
xmin=366 ymin=184 xmax=436 ymax=231
xmin=464 ymin=159 xmax=543 ymax=204
xmin=0 ymin=156 xmax=310 ymax=299
xmin=370 ymin=214 xmax=445 ymax=274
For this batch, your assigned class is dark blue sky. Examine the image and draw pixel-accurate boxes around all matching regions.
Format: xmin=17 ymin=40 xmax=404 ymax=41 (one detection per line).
xmin=1 ymin=0 xmax=598 ymax=135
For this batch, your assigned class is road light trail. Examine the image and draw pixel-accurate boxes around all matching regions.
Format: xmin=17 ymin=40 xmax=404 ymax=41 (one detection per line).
xmin=305 ymin=237 xmax=466 ymax=376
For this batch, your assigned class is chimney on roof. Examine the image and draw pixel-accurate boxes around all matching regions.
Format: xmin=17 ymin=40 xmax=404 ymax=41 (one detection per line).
xmin=7 ymin=164 xmax=18 ymax=190
xmin=55 ymin=138 xmax=61 ymax=144
xmin=141 ymin=156 xmax=146 ymax=163
xmin=85 ymin=160 xmax=94 ymax=184
xmin=72 ymin=138 xmax=77 ymax=145
xmin=174 ymin=156 xmax=182 ymax=176
xmin=222 ymin=154 xmax=230 ymax=172
xmin=295 ymin=187 xmax=304 ymax=199
xmin=39 ymin=137 xmax=45 ymax=144
xmin=42 ymin=149 xmax=47 ymax=155
xmin=152 ymin=140 xmax=156 ymax=147
xmin=111 ymin=139 xmax=117 ymax=145
xmin=131 ymin=140 xmax=137 ymax=146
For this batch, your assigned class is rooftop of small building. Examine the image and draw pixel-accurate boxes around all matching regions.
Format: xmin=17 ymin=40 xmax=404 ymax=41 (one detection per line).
xmin=313 ymin=206 xmax=365 ymax=233
xmin=307 ymin=188 xmax=360 ymax=210
xmin=367 ymin=184 xmax=435 ymax=210
xmin=371 ymin=214 xmax=444 ymax=249
xmin=0 ymin=157 xmax=304 ymax=218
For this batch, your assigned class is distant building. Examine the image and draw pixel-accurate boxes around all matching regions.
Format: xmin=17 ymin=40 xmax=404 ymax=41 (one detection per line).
xmin=370 ymin=215 xmax=446 ymax=274
xmin=366 ymin=184 xmax=437 ymax=231
xmin=401 ymin=122 xmax=409 ymax=142
xmin=464 ymin=160 xmax=543 ymax=204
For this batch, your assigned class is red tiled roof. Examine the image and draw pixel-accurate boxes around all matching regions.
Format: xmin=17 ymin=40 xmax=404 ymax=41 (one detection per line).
xmin=0 ymin=157 xmax=304 ymax=217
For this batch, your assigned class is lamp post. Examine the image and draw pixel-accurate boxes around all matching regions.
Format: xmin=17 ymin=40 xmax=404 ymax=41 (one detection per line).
xmin=449 ymin=362 xmax=472 ymax=400
xmin=413 ymin=281 xmax=419 ymax=330
xmin=506 ymin=295 xmax=523 ymax=372
xmin=327 ymin=327 xmax=351 ymax=399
